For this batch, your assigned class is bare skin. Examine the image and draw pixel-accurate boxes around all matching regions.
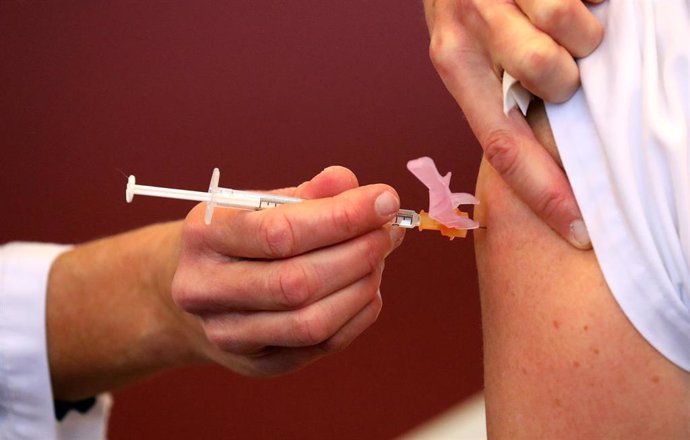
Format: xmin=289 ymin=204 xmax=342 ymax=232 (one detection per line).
xmin=47 ymin=221 xmax=196 ymax=400
xmin=474 ymin=104 xmax=690 ymax=439
xmin=422 ymin=0 xmax=605 ymax=250
xmin=47 ymin=166 xmax=404 ymax=401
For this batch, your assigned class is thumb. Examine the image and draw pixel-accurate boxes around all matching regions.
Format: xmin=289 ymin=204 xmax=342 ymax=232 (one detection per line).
xmin=272 ymin=166 xmax=360 ymax=200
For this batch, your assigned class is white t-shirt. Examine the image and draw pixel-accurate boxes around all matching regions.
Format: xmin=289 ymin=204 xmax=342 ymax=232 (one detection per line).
xmin=543 ymin=0 xmax=690 ymax=371
xmin=0 ymin=243 xmax=111 ymax=440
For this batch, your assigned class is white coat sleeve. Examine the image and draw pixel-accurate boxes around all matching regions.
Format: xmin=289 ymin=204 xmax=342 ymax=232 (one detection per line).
xmin=0 ymin=242 xmax=112 ymax=440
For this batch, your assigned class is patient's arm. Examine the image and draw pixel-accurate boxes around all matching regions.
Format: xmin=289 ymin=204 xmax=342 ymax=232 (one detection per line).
xmin=474 ymin=104 xmax=690 ymax=439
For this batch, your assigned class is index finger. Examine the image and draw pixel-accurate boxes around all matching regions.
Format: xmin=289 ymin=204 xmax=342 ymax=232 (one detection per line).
xmin=199 ymin=184 xmax=400 ymax=259
xmin=428 ymin=4 xmax=590 ymax=249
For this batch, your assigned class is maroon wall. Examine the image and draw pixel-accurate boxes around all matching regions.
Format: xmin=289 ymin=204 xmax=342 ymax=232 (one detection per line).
xmin=1 ymin=1 xmax=484 ymax=438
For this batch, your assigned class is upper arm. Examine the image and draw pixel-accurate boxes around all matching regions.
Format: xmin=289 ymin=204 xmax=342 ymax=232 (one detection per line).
xmin=473 ymin=108 xmax=690 ymax=439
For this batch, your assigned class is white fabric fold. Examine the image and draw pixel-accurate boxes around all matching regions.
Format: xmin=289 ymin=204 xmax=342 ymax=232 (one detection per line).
xmin=502 ymin=72 xmax=532 ymax=116
xmin=0 ymin=243 xmax=111 ymax=439
xmin=501 ymin=0 xmax=690 ymax=371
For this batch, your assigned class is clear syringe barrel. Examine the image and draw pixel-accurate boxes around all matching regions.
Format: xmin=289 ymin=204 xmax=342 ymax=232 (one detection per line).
xmin=215 ymin=189 xmax=418 ymax=228
xmin=215 ymin=188 xmax=302 ymax=210
xmin=126 ymin=170 xmax=421 ymax=229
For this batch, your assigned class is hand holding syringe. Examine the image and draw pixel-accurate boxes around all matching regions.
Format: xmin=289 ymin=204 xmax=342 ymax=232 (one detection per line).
xmin=156 ymin=166 xmax=405 ymax=377
xmin=126 ymin=164 xmax=477 ymax=240
xmin=123 ymin=162 xmax=477 ymax=377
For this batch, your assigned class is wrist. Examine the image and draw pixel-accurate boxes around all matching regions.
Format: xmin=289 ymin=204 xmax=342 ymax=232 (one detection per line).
xmin=47 ymin=221 xmax=209 ymax=400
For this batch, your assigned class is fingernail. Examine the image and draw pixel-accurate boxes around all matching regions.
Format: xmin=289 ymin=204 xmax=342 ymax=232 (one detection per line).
xmin=389 ymin=226 xmax=405 ymax=244
xmin=375 ymin=191 xmax=399 ymax=217
xmin=569 ymin=219 xmax=591 ymax=249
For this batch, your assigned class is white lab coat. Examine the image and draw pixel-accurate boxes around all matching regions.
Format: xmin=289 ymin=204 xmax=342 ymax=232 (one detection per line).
xmin=0 ymin=243 xmax=110 ymax=440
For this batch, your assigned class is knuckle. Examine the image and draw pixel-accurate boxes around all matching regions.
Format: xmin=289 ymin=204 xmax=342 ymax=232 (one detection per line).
xmin=205 ymin=326 xmax=228 ymax=350
xmin=203 ymin=318 xmax=248 ymax=354
xmin=535 ymin=187 xmax=570 ymax=223
xmin=320 ymin=295 xmax=383 ymax=355
xmin=259 ymin=212 xmax=296 ymax=258
xmin=429 ymin=31 xmax=461 ymax=76
xmin=482 ymin=129 xmax=520 ymax=178
xmin=369 ymin=293 xmax=384 ymax=322
xmin=330 ymin=202 xmax=358 ymax=236
xmin=519 ymin=39 xmax=561 ymax=77
xmin=319 ymin=335 xmax=349 ymax=354
xmin=180 ymin=209 xmax=208 ymax=250
xmin=276 ymin=262 xmax=312 ymax=309
xmin=362 ymin=232 xmax=385 ymax=272
xmin=372 ymin=291 xmax=383 ymax=310
xmin=366 ymin=279 xmax=383 ymax=304
xmin=171 ymin=271 xmax=202 ymax=312
xmin=513 ymin=36 xmax=580 ymax=103
xmin=429 ymin=33 xmax=449 ymax=70
xmin=203 ymin=320 xmax=233 ymax=351
xmin=171 ymin=262 xmax=231 ymax=314
xmin=291 ymin=312 xmax=329 ymax=346
xmin=531 ymin=1 xmax=572 ymax=33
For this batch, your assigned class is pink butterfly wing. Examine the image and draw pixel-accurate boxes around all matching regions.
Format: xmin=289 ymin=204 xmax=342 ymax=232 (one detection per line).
xmin=407 ymin=156 xmax=479 ymax=229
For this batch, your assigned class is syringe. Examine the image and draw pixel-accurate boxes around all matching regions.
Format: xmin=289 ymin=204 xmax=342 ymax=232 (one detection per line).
xmin=126 ymin=168 xmax=471 ymax=239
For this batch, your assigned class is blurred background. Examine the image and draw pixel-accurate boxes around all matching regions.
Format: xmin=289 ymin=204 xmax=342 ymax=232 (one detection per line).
xmin=0 ymin=1 xmax=484 ymax=438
